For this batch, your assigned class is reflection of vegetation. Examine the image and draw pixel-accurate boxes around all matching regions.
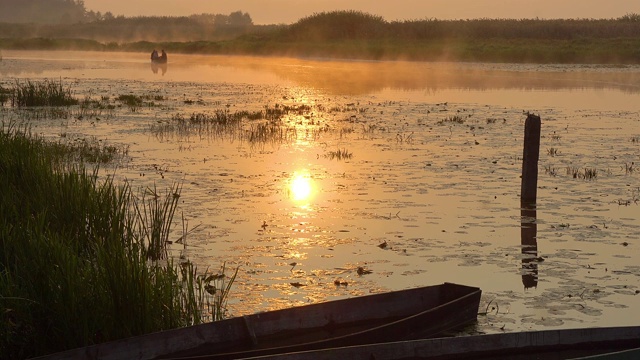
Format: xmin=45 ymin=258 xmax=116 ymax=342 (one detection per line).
xmin=2 ymin=10 xmax=640 ymax=63
xmin=0 ymin=125 xmax=229 ymax=358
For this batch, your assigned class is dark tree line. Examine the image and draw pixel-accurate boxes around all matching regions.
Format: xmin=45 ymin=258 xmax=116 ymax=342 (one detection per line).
xmin=0 ymin=3 xmax=254 ymax=42
xmin=0 ymin=0 xmax=88 ymax=24
xmin=279 ymin=10 xmax=640 ymax=42
xmin=0 ymin=0 xmax=253 ymax=28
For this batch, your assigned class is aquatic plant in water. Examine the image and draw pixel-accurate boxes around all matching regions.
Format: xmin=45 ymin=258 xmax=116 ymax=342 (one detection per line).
xmin=326 ymin=148 xmax=353 ymax=160
xmin=11 ymin=79 xmax=78 ymax=107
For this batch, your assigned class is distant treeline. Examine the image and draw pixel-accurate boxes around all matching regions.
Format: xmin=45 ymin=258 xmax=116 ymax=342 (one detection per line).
xmin=0 ymin=0 xmax=87 ymax=24
xmin=0 ymin=0 xmax=255 ymax=42
xmin=274 ymin=10 xmax=640 ymax=41
xmin=0 ymin=11 xmax=255 ymax=42
xmin=2 ymin=10 xmax=640 ymax=63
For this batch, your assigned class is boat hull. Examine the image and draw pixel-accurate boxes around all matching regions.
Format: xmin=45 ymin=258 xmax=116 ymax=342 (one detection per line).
xmin=31 ymin=282 xmax=481 ymax=360
xmin=243 ymin=326 xmax=640 ymax=360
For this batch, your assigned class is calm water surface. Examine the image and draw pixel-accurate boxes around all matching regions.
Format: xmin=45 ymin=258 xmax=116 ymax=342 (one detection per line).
xmin=1 ymin=51 xmax=639 ymax=334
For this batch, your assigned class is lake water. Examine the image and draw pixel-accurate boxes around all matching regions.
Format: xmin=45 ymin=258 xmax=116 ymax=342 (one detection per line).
xmin=1 ymin=50 xmax=639 ymax=334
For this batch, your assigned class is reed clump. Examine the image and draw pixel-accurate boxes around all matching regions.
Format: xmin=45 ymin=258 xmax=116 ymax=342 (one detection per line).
xmin=150 ymin=105 xmax=320 ymax=145
xmin=0 ymin=124 xmax=228 ymax=358
xmin=566 ymin=166 xmax=598 ymax=180
xmin=326 ymin=148 xmax=353 ymax=160
xmin=437 ymin=115 xmax=465 ymax=124
xmin=11 ymin=79 xmax=79 ymax=107
xmin=117 ymin=94 xmax=144 ymax=112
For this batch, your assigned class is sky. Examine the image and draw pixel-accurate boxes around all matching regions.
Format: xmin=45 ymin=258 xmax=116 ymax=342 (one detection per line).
xmin=83 ymin=0 xmax=640 ymax=25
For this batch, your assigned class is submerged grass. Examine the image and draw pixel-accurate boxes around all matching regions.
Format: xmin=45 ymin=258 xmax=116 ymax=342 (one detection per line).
xmin=0 ymin=123 xmax=231 ymax=358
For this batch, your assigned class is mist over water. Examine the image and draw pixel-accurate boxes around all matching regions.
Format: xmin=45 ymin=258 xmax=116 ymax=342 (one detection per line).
xmin=2 ymin=50 xmax=639 ymax=334
xmin=4 ymin=50 xmax=640 ymax=109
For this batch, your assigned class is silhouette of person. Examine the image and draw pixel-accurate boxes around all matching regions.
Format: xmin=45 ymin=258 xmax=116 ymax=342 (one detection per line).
xmin=151 ymin=49 xmax=158 ymax=61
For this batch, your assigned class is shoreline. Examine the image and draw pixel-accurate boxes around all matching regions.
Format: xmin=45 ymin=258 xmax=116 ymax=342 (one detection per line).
xmin=2 ymin=37 xmax=640 ymax=65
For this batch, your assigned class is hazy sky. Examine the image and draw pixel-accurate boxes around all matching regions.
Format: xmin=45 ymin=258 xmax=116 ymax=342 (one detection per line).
xmin=83 ymin=0 xmax=640 ymax=24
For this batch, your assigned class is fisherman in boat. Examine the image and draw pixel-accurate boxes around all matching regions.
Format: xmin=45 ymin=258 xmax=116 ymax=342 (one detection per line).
xmin=160 ymin=49 xmax=167 ymax=63
xmin=151 ymin=49 xmax=158 ymax=62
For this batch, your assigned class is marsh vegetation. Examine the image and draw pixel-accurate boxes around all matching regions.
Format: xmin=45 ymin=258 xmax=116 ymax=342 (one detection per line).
xmin=0 ymin=81 xmax=237 ymax=358
xmin=10 ymin=78 xmax=78 ymax=107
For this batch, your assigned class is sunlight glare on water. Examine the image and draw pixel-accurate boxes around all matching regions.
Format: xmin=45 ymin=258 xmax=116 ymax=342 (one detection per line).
xmin=289 ymin=171 xmax=316 ymax=205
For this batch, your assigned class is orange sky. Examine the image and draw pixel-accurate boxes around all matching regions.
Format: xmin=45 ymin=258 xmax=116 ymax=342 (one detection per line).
xmin=83 ymin=0 xmax=640 ymax=24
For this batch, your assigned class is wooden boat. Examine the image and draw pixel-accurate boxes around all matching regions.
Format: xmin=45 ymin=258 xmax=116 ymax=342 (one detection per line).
xmin=151 ymin=57 xmax=167 ymax=64
xmin=32 ymin=282 xmax=481 ymax=360
xmin=242 ymin=325 xmax=640 ymax=360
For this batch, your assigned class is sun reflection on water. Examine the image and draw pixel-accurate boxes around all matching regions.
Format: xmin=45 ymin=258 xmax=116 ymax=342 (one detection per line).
xmin=289 ymin=171 xmax=316 ymax=204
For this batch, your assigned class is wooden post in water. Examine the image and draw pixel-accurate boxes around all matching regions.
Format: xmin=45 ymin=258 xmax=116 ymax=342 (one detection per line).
xmin=521 ymin=205 xmax=538 ymax=289
xmin=520 ymin=113 xmax=541 ymax=289
xmin=521 ymin=114 xmax=541 ymax=206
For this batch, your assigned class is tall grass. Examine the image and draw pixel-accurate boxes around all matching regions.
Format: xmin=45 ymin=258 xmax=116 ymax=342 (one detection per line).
xmin=133 ymin=184 xmax=181 ymax=261
xmin=0 ymin=85 xmax=10 ymax=106
xmin=11 ymin=79 xmax=79 ymax=107
xmin=0 ymin=123 xmax=230 ymax=358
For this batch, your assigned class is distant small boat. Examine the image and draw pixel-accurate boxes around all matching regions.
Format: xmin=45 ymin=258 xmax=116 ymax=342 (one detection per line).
xmin=151 ymin=50 xmax=168 ymax=64
xmin=31 ymin=282 xmax=481 ymax=360
xmin=151 ymin=57 xmax=167 ymax=64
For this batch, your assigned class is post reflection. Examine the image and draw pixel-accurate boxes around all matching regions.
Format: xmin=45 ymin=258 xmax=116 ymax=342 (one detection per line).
xmin=521 ymin=202 xmax=538 ymax=289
